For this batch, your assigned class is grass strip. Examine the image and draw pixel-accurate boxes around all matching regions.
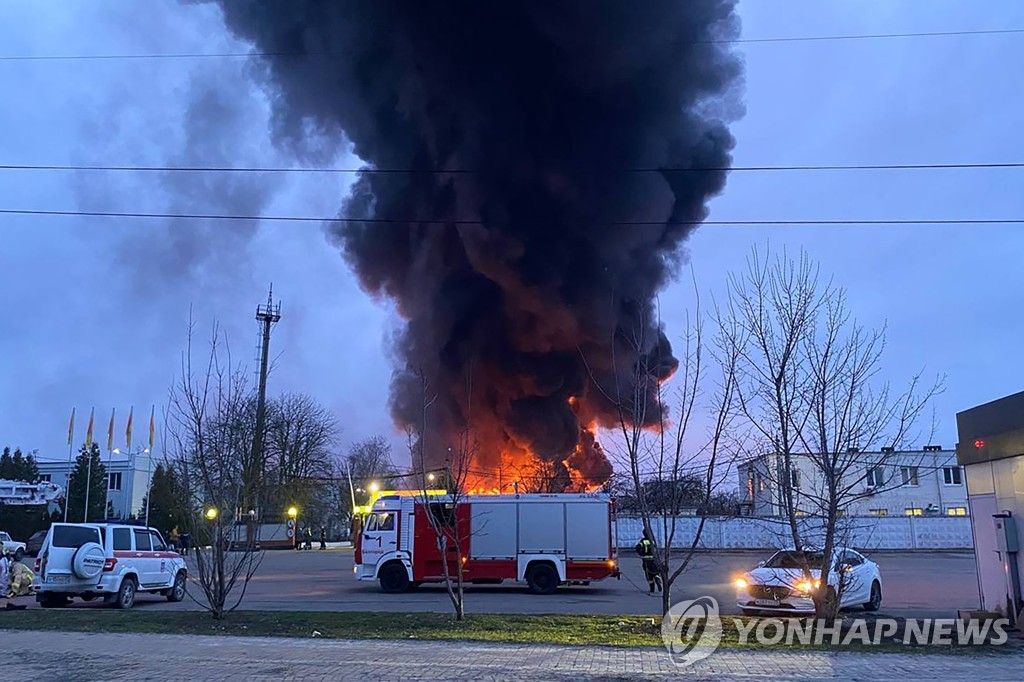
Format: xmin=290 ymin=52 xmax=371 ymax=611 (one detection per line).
xmin=0 ymin=610 xmax=1012 ymax=655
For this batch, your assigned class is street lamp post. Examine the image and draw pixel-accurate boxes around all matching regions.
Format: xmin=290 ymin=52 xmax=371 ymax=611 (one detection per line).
xmin=287 ymin=505 xmax=299 ymax=550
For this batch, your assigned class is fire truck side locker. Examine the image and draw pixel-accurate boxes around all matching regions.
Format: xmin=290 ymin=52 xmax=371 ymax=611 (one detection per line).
xmin=469 ymin=502 xmax=517 ymax=560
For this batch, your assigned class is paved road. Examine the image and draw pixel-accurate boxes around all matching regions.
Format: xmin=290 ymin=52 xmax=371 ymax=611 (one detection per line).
xmin=4 ymin=630 xmax=1020 ymax=681
xmin=37 ymin=548 xmax=980 ymax=618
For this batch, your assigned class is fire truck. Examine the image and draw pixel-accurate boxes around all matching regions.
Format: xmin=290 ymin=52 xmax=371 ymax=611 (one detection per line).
xmin=354 ymin=491 xmax=619 ymax=594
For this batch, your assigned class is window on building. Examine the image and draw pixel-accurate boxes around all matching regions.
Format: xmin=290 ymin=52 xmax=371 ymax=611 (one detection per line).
xmin=746 ymin=472 xmax=754 ymax=500
xmin=790 ymin=469 xmax=801 ymax=489
xmin=946 ymin=506 xmax=968 ymax=516
xmin=38 ymin=474 xmax=51 ymax=483
xmin=869 ymin=508 xmax=889 ymax=517
xmin=904 ymin=507 xmax=924 ymax=516
xmin=943 ymin=466 xmax=963 ymax=486
xmin=757 ymin=475 xmax=765 ymax=493
xmin=900 ymin=466 xmax=919 ymax=487
xmin=866 ymin=466 xmax=885 ymax=487
xmin=108 ymin=472 xmax=122 ymax=491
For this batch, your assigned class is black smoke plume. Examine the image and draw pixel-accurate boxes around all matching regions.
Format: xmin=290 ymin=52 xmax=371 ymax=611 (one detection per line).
xmin=209 ymin=0 xmax=743 ymax=489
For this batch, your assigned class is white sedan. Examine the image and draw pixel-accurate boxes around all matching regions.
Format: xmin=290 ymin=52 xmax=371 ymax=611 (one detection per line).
xmin=0 ymin=531 xmax=26 ymax=561
xmin=735 ymin=548 xmax=882 ymax=615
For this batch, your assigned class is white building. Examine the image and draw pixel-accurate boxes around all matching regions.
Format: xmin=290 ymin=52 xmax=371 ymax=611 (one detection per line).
xmin=738 ymin=447 xmax=968 ymax=518
xmin=37 ymin=451 xmax=157 ymax=519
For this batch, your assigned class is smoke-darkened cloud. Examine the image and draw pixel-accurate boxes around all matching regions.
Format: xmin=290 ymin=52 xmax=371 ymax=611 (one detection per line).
xmin=207 ymin=0 xmax=744 ymax=488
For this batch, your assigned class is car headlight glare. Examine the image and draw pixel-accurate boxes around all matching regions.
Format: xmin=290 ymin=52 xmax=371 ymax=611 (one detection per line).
xmin=795 ymin=579 xmax=820 ymax=593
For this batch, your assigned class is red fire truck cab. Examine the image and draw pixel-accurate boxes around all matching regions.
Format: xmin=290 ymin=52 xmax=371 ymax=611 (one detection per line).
xmin=354 ymin=492 xmax=619 ymax=594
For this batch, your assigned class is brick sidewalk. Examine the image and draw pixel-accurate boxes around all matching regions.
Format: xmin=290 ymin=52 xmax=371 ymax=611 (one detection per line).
xmin=2 ymin=630 xmax=1021 ymax=681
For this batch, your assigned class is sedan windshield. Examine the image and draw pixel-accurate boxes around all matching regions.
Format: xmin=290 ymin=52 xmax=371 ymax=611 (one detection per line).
xmin=763 ymin=550 xmax=825 ymax=569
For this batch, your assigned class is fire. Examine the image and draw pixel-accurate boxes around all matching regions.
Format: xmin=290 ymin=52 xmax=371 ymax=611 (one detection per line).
xmin=444 ymin=396 xmax=612 ymax=495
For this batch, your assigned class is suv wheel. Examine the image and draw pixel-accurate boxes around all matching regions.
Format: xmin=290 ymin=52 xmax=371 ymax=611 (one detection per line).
xmin=167 ymin=572 xmax=186 ymax=602
xmin=115 ymin=577 xmax=137 ymax=610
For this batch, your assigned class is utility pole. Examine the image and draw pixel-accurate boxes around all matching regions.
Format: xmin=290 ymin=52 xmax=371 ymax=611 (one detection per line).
xmin=249 ymin=286 xmax=281 ymax=518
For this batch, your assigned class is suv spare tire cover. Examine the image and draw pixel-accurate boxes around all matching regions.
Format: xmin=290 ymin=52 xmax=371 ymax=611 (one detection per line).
xmin=72 ymin=542 xmax=106 ymax=580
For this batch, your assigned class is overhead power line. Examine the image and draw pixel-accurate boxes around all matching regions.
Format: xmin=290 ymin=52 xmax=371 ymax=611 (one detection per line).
xmin=1 ymin=28 xmax=1022 ymax=62
xmin=0 ymin=207 xmax=1020 ymax=227
xmin=1 ymin=162 xmax=1022 ymax=175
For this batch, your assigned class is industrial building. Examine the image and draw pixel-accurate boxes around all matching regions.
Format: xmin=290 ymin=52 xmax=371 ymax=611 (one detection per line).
xmin=738 ymin=447 xmax=968 ymax=518
xmin=957 ymin=391 xmax=1024 ymax=625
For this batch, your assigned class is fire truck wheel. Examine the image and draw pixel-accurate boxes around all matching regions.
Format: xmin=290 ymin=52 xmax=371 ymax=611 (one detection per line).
xmin=379 ymin=562 xmax=410 ymax=593
xmin=526 ymin=563 xmax=559 ymax=595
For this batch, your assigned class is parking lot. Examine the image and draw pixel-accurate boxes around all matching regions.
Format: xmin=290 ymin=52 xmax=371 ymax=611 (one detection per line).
xmin=29 ymin=548 xmax=980 ymax=618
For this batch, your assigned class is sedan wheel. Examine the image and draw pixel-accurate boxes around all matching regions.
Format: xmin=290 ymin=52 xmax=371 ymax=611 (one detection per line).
xmin=863 ymin=581 xmax=882 ymax=612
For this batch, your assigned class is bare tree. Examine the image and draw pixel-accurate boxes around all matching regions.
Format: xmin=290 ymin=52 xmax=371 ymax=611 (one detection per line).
xmin=166 ymin=319 xmax=264 ymax=620
xmin=598 ymin=298 xmax=743 ymax=616
xmin=409 ymin=368 xmax=476 ymax=620
xmin=720 ymin=247 xmax=943 ymax=618
xmin=264 ymin=393 xmax=338 ymax=522
xmin=333 ymin=436 xmax=398 ymax=536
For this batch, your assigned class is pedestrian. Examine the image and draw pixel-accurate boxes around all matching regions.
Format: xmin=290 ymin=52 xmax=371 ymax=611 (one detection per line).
xmin=169 ymin=526 xmax=181 ymax=551
xmin=304 ymin=526 xmax=313 ymax=551
xmin=636 ymin=530 xmax=662 ymax=594
xmin=0 ymin=549 xmax=9 ymax=609
xmin=319 ymin=526 xmax=327 ymax=551
xmin=180 ymin=531 xmax=191 ymax=557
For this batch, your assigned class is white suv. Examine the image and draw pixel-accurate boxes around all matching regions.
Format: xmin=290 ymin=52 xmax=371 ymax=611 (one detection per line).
xmin=35 ymin=522 xmax=186 ymax=609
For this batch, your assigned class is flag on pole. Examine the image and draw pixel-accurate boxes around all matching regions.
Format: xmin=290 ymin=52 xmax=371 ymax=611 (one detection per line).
xmin=125 ymin=406 xmax=134 ymax=449
xmin=86 ymin=408 xmax=94 ymax=448
xmin=107 ymin=408 xmax=115 ymax=452
xmin=67 ymin=407 xmax=76 ymax=446
xmin=149 ymin=406 xmax=156 ymax=450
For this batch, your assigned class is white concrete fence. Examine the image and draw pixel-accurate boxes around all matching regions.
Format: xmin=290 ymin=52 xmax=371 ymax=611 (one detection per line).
xmin=615 ymin=515 xmax=973 ymax=551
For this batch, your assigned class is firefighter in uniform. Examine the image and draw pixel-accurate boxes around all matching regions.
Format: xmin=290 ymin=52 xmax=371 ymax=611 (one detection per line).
xmin=0 ymin=547 xmax=29 ymax=610
xmin=635 ymin=531 xmax=662 ymax=594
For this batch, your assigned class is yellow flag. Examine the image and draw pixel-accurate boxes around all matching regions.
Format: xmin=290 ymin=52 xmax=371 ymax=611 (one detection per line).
xmin=67 ymin=407 xmax=76 ymax=446
xmin=107 ymin=408 xmax=115 ymax=452
xmin=125 ymin=406 xmax=134 ymax=449
xmin=85 ymin=408 xmax=94 ymax=448
xmin=149 ymin=406 xmax=156 ymax=450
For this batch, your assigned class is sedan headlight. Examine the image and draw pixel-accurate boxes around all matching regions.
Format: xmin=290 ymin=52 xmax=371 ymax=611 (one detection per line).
xmin=735 ymin=576 xmax=748 ymax=589
xmin=795 ymin=579 xmax=820 ymax=594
